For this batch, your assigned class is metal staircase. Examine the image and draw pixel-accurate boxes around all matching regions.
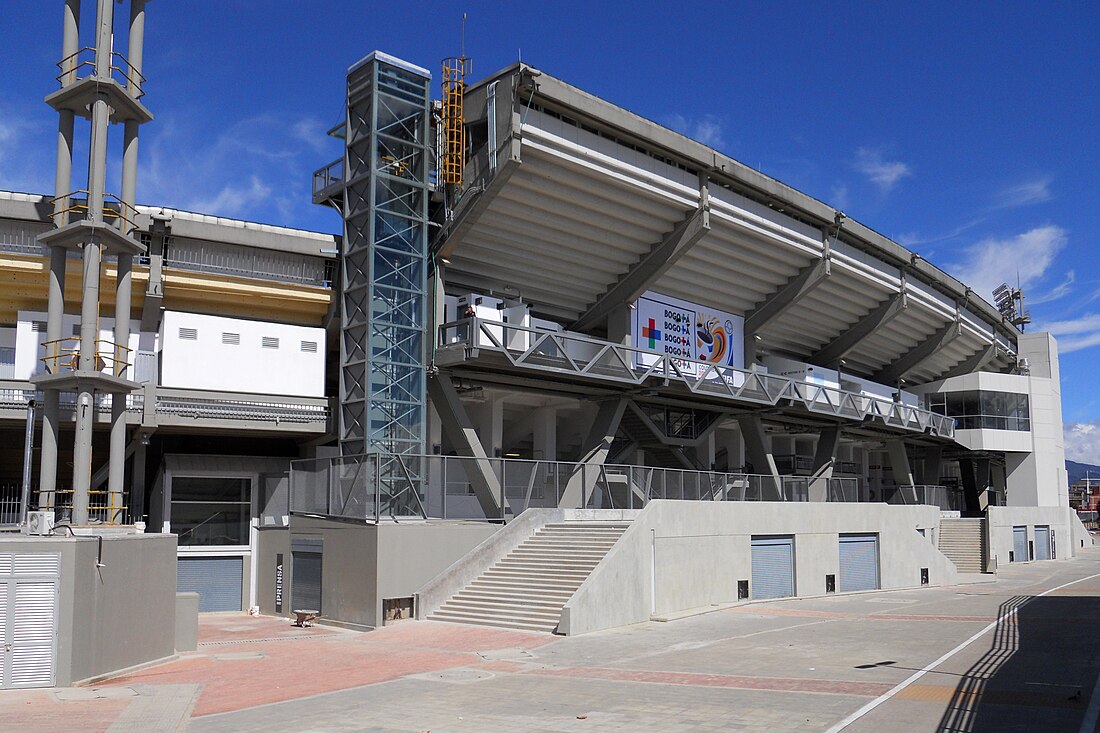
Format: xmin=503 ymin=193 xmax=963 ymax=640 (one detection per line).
xmin=428 ymin=520 xmax=631 ymax=632
xmin=938 ymin=517 xmax=988 ymax=574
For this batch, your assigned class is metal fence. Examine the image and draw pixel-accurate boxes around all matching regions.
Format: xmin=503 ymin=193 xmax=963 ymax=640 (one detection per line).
xmin=881 ymin=484 xmax=965 ymax=511
xmin=0 ymin=487 xmax=130 ymax=527
xmin=438 ymin=317 xmax=955 ymax=438
xmin=290 ymin=453 xmax=864 ymax=523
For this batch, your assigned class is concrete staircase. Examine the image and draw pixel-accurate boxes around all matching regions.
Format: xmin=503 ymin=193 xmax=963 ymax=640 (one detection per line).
xmin=428 ymin=520 xmax=631 ymax=632
xmin=938 ymin=517 xmax=988 ymax=574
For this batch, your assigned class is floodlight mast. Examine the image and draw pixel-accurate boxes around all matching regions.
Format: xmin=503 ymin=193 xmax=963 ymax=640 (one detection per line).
xmin=993 ymin=282 xmax=1030 ymax=332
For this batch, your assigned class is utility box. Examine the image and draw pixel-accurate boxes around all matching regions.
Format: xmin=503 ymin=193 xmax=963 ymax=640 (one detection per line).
xmin=23 ymin=511 xmax=55 ymax=536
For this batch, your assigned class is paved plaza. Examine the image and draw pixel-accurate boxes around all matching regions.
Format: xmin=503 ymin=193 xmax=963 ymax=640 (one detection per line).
xmin=6 ymin=547 xmax=1100 ymax=732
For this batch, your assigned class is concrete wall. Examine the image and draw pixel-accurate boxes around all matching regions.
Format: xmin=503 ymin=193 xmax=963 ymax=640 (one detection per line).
xmin=560 ymin=501 xmax=955 ymax=636
xmin=376 ymin=522 xmax=498 ymax=622
xmin=160 ymin=310 xmax=325 ymax=397
xmin=254 ymin=526 xmax=290 ymax=616
xmin=289 ymin=517 xmax=378 ymax=629
xmin=0 ymin=533 xmax=179 ymax=687
xmin=284 ymin=517 xmax=496 ymax=629
xmin=987 ymin=506 xmax=1086 ymax=567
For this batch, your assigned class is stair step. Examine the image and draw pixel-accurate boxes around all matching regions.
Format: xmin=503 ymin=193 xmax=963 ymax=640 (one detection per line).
xmin=425 ymin=519 xmax=633 ymax=633
xmin=434 ymin=604 xmax=561 ymax=623
xmin=429 ymin=612 xmax=557 ymax=633
xmin=457 ymin=589 xmax=572 ymax=598
xmin=440 ymin=599 xmax=563 ymax=617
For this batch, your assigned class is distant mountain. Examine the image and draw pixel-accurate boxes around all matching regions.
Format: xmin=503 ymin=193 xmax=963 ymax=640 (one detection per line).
xmin=1067 ymin=459 xmax=1100 ymax=485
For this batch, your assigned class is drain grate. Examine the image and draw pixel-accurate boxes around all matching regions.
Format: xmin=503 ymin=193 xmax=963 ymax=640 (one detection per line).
xmin=198 ymin=633 xmax=339 ymax=647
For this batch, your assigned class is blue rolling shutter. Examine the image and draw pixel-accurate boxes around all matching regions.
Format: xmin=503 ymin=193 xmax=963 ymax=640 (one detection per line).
xmin=751 ymin=536 xmax=795 ymax=600
xmin=1034 ymin=526 xmax=1051 ymax=560
xmin=178 ymin=557 xmax=243 ymax=612
xmin=1012 ymin=526 xmax=1028 ymax=562
xmin=839 ymin=534 xmax=879 ymax=592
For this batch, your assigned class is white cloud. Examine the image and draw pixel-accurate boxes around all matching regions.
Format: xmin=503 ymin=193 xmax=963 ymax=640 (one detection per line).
xmin=993 ymin=177 xmax=1053 ymax=209
xmin=830 ymin=184 xmax=850 ymax=210
xmin=1041 ymin=313 xmax=1100 ymax=354
xmin=853 ymin=148 xmax=911 ymax=191
xmin=139 ymin=112 xmax=339 ymax=226
xmin=667 ymin=114 xmax=726 ymax=150
xmin=0 ymin=105 xmax=55 ymax=195
xmin=1028 ymin=270 xmax=1074 ymax=305
xmin=947 ymin=225 xmax=1067 ymax=301
xmin=190 ymin=175 xmax=272 ymax=218
xmin=1065 ymin=422 xmax=1100 ymax=465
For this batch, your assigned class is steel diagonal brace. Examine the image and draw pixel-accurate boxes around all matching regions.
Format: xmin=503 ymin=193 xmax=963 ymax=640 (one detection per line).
xmin=572 ymin=181 xmax=712 ymax=333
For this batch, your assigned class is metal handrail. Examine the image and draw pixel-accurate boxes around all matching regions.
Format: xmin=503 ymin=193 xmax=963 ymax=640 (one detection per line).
xmin=49 ymin=189 xmax=141 ymax=232
xmin=288 ymin=452 xmax=869 ymax=524
xmin=439 ymin=317 xmax=956 ymax=438
xmin=312 ymin=158 xmax=343 ymax=195
xmin=40 ymin=337 xmax=133 ymax=377
xmin=55 ymin=47 xmax=147 ymax=98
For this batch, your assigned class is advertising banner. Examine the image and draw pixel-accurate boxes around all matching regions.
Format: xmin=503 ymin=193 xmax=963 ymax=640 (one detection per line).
xmin=631 ymin=291 xmax=745 ymax=376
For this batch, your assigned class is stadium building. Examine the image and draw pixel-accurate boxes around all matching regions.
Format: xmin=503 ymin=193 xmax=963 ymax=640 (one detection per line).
xmin=0 ymin=1 xmax=1088 ymax=686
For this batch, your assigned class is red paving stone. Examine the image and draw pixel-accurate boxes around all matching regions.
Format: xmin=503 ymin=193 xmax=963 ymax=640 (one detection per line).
xmin=0 ymin=689 xmax=130 ymax=733
xmin=104 ymin=617 xmax=556 ymax=717
xmin=527 ymin=665 xmax=895 ymax=697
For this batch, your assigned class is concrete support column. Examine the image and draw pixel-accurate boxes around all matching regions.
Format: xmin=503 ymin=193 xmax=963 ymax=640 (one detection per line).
xmin=736 ymin=415 xmax=782 ymax=500
xmin=532 ymin=406 xmax=557 ymax=462
xmin=39 ymin=0 xmax=81 ymax=509
xmin=921 ymin=446 xmax=943 ymax=485
xmin=107 ymin=254 xmax=132 ymax=521
xmin=70 ymin=0 xmax=116 ymax=525
xmin=474 ymin=395 xmax=504 ymax=459
xmin=809 ymin=426 xmax=842 ymax=502
xmin=131 ymin=435 xmax=147 ymax=525
xmin=607 ymin=304 xmax=632 ymax=347
xmin=886 ymin=439 xmax=916 ymax=504
xmin=561 ymin=399 xmax=627 ymax=508
xmin=959 ymin=457 xmax=981 ymax=513
xmin=713 ymin=426 xmax=742 ymax=473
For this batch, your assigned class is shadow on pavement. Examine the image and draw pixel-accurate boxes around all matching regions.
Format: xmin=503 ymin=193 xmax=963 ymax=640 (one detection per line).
xmin=936 ymin=594 xmax=1100 ymax=732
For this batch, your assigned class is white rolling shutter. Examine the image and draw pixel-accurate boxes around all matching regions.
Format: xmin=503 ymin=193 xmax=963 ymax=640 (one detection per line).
xmin=0 ymin=553 xmax=60 ymax=689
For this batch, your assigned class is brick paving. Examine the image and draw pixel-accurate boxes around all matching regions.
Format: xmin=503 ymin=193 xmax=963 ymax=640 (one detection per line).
xmin=1 ymin=548 xmax=1099 ymax=732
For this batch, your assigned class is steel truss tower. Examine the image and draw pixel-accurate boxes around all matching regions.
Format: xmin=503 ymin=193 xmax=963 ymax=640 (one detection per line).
xmin=35 ymin=0 xmax=151 ymax=524
xmin=340 ymin=53 xmax=432 ymax=513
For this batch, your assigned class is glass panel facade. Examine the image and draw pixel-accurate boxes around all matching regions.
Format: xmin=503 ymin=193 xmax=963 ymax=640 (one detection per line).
xmin=172 ymin=476 xmax=251 ymax=546
xmin=926 ymin=390 xmax=1030 ymax=431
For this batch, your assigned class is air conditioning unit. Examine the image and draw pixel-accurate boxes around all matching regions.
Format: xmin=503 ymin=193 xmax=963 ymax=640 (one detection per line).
xmin=24 ymin=511 xmax=55 ymax=536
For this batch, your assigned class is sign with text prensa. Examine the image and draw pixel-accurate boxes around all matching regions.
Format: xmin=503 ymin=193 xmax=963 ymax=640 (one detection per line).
xmin=275 ymin=553 xmax=284 ymax=613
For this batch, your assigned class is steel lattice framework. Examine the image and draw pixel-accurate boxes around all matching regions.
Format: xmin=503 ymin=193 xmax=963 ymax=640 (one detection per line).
xmin=340 ymin=54 xmax=431 ymax=512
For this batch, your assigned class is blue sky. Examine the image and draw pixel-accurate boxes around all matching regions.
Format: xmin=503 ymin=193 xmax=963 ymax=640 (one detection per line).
xmin=2 ymin=2 xmax=1099 ymax=460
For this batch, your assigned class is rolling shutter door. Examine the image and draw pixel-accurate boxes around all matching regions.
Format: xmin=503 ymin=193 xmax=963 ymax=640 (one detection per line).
xmin=291 ymin=551 xmax=322 ymax=613
xmin=178 ymin=557 xmax=243 ymax=612
xmin=1012 ymin=526 xmax=1028 ymax=562
xmin=751 ymin=536 xmax=794 ymax=600
xmin=839 ymin=534 xmax=880 ymax=592
xmin=1034 ymin=526 xmax=1051 ymax=560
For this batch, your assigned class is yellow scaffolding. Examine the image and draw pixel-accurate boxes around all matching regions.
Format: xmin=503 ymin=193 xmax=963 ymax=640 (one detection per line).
xmin=440 ymin=56 xmax=470 ymax=186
